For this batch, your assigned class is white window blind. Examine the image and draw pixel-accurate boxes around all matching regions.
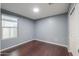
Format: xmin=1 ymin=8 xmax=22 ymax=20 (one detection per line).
xmin=2 ymin=14 xmax=18 ymax=40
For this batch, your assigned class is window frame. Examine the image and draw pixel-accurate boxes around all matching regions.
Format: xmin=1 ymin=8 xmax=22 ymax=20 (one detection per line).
xmin=2 ymin=14 xmax=18 ymax=40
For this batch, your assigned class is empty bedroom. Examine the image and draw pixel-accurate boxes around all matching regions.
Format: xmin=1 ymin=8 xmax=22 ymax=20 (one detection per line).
xmin=0 ymin=3 xmax=79 ymax=56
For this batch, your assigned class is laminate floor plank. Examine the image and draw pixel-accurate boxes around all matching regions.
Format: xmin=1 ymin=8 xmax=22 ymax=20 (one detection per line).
xmin=1 ymin=40 xmax=69 ymax=56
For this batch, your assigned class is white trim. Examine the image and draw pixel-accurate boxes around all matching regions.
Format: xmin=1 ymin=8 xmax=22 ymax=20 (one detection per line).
xmin=34 ymin=39 xmax=68 ymax=48
xmin=69 ymin=4 xmax=76 ymax=15
xmin=0 ymin=40 xmax=32 ymax=52
xmin=68 ymin=49 xmax=74 ymax=55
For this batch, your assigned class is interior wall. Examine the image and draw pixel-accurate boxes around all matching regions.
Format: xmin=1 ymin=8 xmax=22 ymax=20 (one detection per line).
xmin=18 ymin=17 xmax=34 ymax=42
xmin=1 ymin=14 xmax=34 ymax=50
xmin=0 ymin=12 xmax=2 ymax=50
xmin=35 ymin=14 xmax=68 ymax=47
xmin=68 ymin=4 xmax=79 ymax=56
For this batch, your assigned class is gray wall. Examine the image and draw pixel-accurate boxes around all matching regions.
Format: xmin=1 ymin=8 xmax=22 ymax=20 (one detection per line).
xmin=18 ymin=17 xmax=34 ymax=42
xmin=1 ymin=16 xmax=34 ymax=49
xmin=35 ymin=14 xmax=68 ymax=46
xmin=0 ymin=12 xmax=2 ymax=50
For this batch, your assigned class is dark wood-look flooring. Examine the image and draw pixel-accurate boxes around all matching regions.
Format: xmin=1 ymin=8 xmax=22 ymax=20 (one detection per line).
xmin=1 ymin=40 xmax=69 ymax=56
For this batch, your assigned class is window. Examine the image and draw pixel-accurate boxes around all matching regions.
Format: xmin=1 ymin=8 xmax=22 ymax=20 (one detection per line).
xmin=2 ymin=14 xmax=18 ymax=39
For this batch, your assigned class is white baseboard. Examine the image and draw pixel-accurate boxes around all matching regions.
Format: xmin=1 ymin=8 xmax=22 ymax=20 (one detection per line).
xmin=34 ymin=39 xmax=68 ymax=48
xmin=0 ymin=40 xmax=32 ymax=52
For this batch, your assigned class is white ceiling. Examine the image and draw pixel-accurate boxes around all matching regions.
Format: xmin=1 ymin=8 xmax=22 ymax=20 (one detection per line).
xmin=1 ymin=3 xmax=69 ymax=20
